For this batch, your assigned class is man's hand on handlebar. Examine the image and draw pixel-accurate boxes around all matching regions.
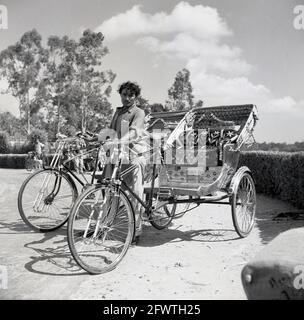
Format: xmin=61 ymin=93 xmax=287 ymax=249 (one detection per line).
xmin=76 ymin=131 xmax=98 ymax=142
xmin=103 ymin=138 xmax=129 ymax=148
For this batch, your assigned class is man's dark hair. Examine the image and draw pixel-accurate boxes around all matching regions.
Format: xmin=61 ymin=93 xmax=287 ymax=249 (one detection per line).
xmin=118 ymin=81 xmax=141 ymax=97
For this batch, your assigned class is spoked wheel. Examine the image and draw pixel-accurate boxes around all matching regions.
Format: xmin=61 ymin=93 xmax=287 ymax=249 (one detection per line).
xmin=148 ymin=195 xmax=177 ymax=230
xmin=230 ymin=170 xmax=256 ymax=238
xmin=68 ymin=185 xmax=135 ymax=274
xmin=18 ymin=169 xmax=77 ymax=232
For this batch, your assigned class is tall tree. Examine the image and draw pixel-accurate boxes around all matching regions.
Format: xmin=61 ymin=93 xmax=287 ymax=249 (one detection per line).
xmin=0 ymin=29 xmax=45 ymax=133
xmin=0 ymin=29 xmax=116 ymax=139
xmin=73 ymin=29 xmax=115 ymax=132
xmin=40 ymin=35 xmax=77 ymax=135
xmin=166 ymin=68 xmax=194 ymax=111
xmin=37 ymin=30 xmax=116 ymax=138
xmin=150 ymin=103 xmax=165 ymax=113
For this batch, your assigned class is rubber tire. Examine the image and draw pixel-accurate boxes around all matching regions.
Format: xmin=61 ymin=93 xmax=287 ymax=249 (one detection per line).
xmin=18 ymin=168 xmax=78 ymax=232
xmin=230 ymin=172 xmax=256 ymax=238
xmin=67 ymin=184 xmax=135 ymax=274
xmin=149 ymin=200 xmax=177 ymax=230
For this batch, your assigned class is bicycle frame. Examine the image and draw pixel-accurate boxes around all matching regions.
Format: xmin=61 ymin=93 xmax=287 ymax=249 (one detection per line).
xmin=47 ymin=137 xmax=105 ymax=187
xmin=103 ymin=141 xmax=171 ymax=217
xmin=29 ymin=137 xmax=105 ymax=214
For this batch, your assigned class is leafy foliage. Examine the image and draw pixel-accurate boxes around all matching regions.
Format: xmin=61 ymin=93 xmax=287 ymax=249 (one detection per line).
xmin=165 ymin=68 xmax=204 ymax=111
xmin=166 ymin=68 xmax=194 ymax=111
xmin=27 ymin=128 xmax=47 ymax=145
xmin=0 ymin=112 xmax=23 ymax=136
xmin=0 ymin=29 xmax=116 ymax=139
xmin=239 ymin=151 xmax=304 ymax=209
xmin=249 ymin=141 xmax=304 ymax=152
xmin=0 ymin=29 xmax=45 ymax=133
xmin=150 ymin=103 xmax=166 ymax=113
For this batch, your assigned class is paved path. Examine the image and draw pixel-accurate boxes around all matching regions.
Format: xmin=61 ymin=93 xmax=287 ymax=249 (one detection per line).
xmin=0 ymin=169 xmax=303 ymax=300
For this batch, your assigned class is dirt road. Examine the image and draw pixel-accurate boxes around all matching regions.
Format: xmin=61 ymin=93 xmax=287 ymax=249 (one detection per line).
xmin=0 ymin=169 xmax=303 ymax=300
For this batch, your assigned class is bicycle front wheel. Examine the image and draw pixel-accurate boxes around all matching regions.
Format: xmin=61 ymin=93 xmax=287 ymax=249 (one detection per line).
xmin=68 ymin=185 xmax=135 ymax=274
xmin=18 ymin=169 xmax=78 ymax=232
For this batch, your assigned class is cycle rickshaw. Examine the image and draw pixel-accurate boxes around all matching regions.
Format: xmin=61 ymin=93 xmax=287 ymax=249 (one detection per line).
xmin=67 ymin=104 xmax=258 ymax=274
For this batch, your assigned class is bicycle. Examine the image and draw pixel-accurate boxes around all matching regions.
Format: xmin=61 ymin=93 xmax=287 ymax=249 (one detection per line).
xmin=67 ymin=135 xmax=186 ymax=274
xmin=18 ymin=132 xmax=106 ymax=232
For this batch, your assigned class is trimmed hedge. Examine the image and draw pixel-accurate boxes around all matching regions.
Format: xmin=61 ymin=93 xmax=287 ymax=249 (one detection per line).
xmin=0 ymin=154 xmax=55 ymax=169
xmin=1 ymin=150 xmax=304 ymax=209
xmin=0 ymin=154 xmax=73 ymax=170
xmin=0 ymin=154 xmax=27 ymax=169
xmin=239 ymin=151 xmax=304 ymax=209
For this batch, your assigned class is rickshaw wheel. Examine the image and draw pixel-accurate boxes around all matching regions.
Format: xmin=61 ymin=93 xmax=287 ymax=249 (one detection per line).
xmin=230 ymin=171 xmax=256 ymax=238
xmin=149 ymin=197 xmax=177 ymax=230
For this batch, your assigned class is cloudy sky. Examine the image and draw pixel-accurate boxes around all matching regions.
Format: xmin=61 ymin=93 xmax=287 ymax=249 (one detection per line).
xmin=0 ymin=0 xmax=303 ymax=142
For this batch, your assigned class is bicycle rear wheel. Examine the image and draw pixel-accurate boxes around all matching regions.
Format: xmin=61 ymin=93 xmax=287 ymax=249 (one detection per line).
xmin=18 ymin=168 xmax=78 ymax=232
xmin=68 ymin=185 xmax=134 ymax=274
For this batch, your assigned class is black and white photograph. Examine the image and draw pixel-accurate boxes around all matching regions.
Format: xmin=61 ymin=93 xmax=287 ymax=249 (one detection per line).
xmin=0 ymin=0 xmax=304 ymax=304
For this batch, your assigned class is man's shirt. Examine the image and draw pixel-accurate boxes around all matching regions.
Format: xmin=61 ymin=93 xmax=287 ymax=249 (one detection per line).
xmin=110 ymin=104 xmax=147 ymax=154
xmin=110 ymin=104 xmax=145 ymax=139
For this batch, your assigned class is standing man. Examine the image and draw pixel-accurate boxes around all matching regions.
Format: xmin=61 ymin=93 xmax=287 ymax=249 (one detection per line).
xmin=34 ymin=137 xmax=45 ymax=169
xmin=35 ymin=137 xmax=44 ymax=160
xmin=102 ymin=81 xmax=147 ymax=243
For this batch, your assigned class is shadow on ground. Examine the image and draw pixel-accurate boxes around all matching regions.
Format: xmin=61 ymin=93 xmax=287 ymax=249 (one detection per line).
xmin=0 ymin=219 xmax=34 ymax=234
xmin=254 ymin=195 xmax=304 ymax=245
xmin=0 ymin=217 xmax=85 ymax=276
xmin=23 ymin=227 xmax=86 ymax=276
xmin=137 ymin=224 xmax=240 ymax=248
xmin=2 ymin=193 xmax=304 ymax=277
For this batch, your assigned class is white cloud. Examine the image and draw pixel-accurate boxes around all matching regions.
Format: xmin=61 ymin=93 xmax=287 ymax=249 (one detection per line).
xmin=98 ymin=2 xmax=251 ymax=76
xmin=190 ymin=72 xmax=269 ymax=104
xmin=189 ymin=71 xmax=303 ymax=115
xmin=138 ymin=33 xmax=252 ymax=76
xmin=98 ymin=1 xmax=304 ymax=118
xmin=96 ymin=2 xmax=231 ymax=41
